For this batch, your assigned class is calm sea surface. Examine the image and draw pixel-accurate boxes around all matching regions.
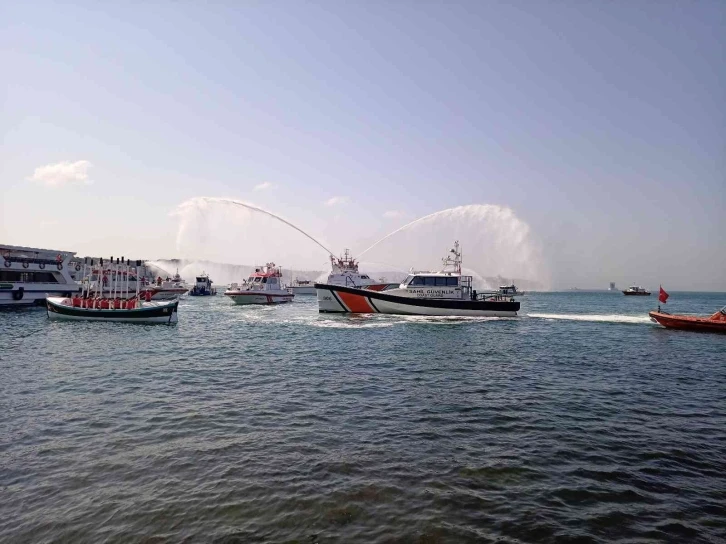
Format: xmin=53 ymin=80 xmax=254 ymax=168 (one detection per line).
xmin=1 ymin=292 xmax=725 ymax=543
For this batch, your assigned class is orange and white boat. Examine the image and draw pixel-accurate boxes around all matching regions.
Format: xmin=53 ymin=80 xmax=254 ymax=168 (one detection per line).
xmin=315 ymin=241 xmax=520 ymax=317
xmin=649 ymin=306 xmax=726 ymax=334
xmin=225 ymin=263 xmax=294 ymax=305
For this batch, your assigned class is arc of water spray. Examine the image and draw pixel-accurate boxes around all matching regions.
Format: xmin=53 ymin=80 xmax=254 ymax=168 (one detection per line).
xmin=358 ymin=206 xmax=471 ymax=258
xmin=185 ymin=197 xmax=335 ymax=257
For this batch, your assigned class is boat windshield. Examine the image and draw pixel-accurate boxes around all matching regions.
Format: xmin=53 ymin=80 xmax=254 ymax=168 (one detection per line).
xmin=408 ymin=276 xmax=459 ymax=287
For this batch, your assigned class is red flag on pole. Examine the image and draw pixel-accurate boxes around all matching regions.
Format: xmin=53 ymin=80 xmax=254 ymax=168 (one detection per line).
xmin=659 ymin=285 xmax=669 ymax=304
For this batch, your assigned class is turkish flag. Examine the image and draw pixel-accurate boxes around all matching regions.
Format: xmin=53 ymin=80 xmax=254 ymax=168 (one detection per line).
xmin=659 ymin=285 xmax=669 ymax=304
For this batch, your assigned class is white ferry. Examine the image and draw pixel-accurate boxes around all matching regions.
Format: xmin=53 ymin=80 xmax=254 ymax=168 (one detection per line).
xmin=1 ymin=244 xmax=80 ymax=306
xmin=225 ymin=263 xmax=294 ymax=305
xmin=315 ymin=242 xmax=520 ymax=317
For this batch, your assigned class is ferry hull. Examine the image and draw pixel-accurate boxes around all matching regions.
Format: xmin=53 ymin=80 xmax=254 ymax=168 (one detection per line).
xmin=225 ymin=292 xmax=294 ymax=305
xmin=315 ymin=284 xmax=519 ymax=317
xmin=46 ymin=297 xmax=178 ymax=323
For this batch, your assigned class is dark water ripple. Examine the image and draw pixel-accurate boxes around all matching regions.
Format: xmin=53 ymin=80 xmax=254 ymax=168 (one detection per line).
xmin=1 ymin=292 xmax=725 ymax=543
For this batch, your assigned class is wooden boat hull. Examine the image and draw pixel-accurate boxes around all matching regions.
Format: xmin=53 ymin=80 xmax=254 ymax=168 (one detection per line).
xmin=315 ymin=283 xmax=520 ymax=316
xmin=46 ymin=297 xmax=178 ymax=323
xmin=649 ymin=311 xmax=726 ymax=334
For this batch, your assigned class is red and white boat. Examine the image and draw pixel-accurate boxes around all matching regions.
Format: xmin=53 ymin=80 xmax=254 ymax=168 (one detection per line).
xmin=649 ymin=306 xmax=726 ymax=334
xmin=325 ymin=249 xmax=389 ymax=291
xmin=224 ymin=263 xmax=294 ymax=305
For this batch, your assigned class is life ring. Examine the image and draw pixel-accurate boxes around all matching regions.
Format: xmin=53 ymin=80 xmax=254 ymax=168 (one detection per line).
xmin=39 ymin=263 xmax=46 ymax=270
xmin=22 ymin=261 xmax=29 ymax=269
xmin=12 ymin=288 xmax=24 ymax=301
xmin=57 ymin=263 xmax=63 ymax=271
xmin=75 ymin=264 xmax=81 ymax=271
xmin=3 ymin=261 xmax=9 ymax=268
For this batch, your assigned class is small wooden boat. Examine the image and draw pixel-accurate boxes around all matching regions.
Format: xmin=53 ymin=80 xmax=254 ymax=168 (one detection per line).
xmin=649 ymin=307 xmax=726 ymax=334
xmin=47 ymin=296 xmax=178 ymax=324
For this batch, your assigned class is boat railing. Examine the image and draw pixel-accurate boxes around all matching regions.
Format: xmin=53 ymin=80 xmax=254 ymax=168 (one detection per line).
xmin=2 ymin=255 xmax=66 ymax=266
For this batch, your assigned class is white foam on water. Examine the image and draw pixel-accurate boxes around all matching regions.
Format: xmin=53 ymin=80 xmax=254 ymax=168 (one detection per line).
xmin=528 ymin=313 xmax=653 ymax=324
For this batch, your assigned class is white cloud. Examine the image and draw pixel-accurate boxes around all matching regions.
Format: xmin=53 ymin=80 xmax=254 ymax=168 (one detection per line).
xmin=253 ymin=181 xmax=273 ymax=191
xmin=28 ymin=160 xmax=93 ymax=187
xmin=324 ymin=196 xmax=349 ymax=207
xmin=383 ymin=210 xmax=405 ymax=218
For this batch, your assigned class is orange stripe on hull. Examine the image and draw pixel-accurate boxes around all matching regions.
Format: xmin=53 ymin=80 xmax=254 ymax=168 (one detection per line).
xmin=337 ymin=291 xmax=374 ymax=313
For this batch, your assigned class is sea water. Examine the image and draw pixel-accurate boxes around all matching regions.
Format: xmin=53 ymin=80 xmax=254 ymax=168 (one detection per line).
xmin=1 ymin=291 xmax=724 ymax=542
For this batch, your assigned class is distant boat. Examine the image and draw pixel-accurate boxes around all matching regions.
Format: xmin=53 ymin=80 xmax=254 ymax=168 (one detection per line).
xmin=650 ymin=306 xmax=726 ymax=334
xmin=189 ymin=272 xmax=216 ymax=296
xmin=498 ymin=284 xmax=524 ymax=297
xmin=623 ymin=285 xmax=650 ymax=296
xmin=288 ymin=278 xmax=316 ymax=296
xmin=609 ymin=282 xmax=616 ymax=291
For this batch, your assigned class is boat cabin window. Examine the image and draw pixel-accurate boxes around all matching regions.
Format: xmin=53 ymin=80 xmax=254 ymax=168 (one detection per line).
xmin=408 ymin=276 xmax=459 ymax=287
xmin=360 ymin=275 xmax=370 ymax=279
xmin=196 ymin=277 xmax=205 ymax=282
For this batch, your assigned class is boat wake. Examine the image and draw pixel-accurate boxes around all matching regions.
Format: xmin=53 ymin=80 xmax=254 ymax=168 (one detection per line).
xmin=528 ymin=313 xmax=652 ymax=324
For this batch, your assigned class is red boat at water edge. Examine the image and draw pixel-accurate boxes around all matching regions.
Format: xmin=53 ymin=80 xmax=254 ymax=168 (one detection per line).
xmin=649 ymin=307 xmax=726 ymax=334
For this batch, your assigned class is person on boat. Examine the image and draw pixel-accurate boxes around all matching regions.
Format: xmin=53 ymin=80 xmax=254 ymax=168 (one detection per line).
xmin=145 ymin=291 xmax=152 ymax=302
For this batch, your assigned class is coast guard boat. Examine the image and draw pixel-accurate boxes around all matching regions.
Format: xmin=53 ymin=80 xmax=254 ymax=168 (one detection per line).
xmin=315 ymin=242 xmax=520 ymax=317
xmin=325 ymin=250 xmax=388 ymax=290
xmin=189 ymin=272 xmax=216 ymax=296
xmin=225 ymin=263 xmax=294 ymax=305
xmin=1 ymin=244 xmax=80 ymax=306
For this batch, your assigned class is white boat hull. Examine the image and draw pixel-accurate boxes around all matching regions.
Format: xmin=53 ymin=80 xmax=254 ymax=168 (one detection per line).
xmin=289 ymin=286 xmax=317 ymax=295
xmin=225 ymin=291 xmax=294 ymax=305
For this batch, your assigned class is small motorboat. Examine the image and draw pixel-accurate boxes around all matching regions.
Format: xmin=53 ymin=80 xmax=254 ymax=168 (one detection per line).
xmin=316 ymin=241 xmax=520 ymax=317
xmin=623 ymin=285 xmax=650 ymax=296
xmin=189 ymin=272 xmax=216 ymax=296
xmin=498 ymin=284 xmax=524 ymax=297
xmin=225 ymin=263 xmax=294 ymax=305
xmin=649 ymin=306 xmax=726 ymax=334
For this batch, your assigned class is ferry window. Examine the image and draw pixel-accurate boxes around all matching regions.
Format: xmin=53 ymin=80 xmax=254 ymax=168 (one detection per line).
xmin=360 ymin=275 xmax=369 ymax=279
xmin=410 ymin=276 xmax=425 ymax=286
xmin=447 ymin=277 xmax=458 ymax=286
xmin=435 ymin=277 xmax=448 ymax=286
xmin=424 ymin=277 xmax=437 ymax=286
xmin=254 ymin=277 xmax=262 ymax=283
xmin=0 ymin=271 xmax=21 ymax=282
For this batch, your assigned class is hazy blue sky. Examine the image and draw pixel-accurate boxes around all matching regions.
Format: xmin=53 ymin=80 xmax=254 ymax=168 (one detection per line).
xmin=2 ymin=1 xmax=724 ymax=289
